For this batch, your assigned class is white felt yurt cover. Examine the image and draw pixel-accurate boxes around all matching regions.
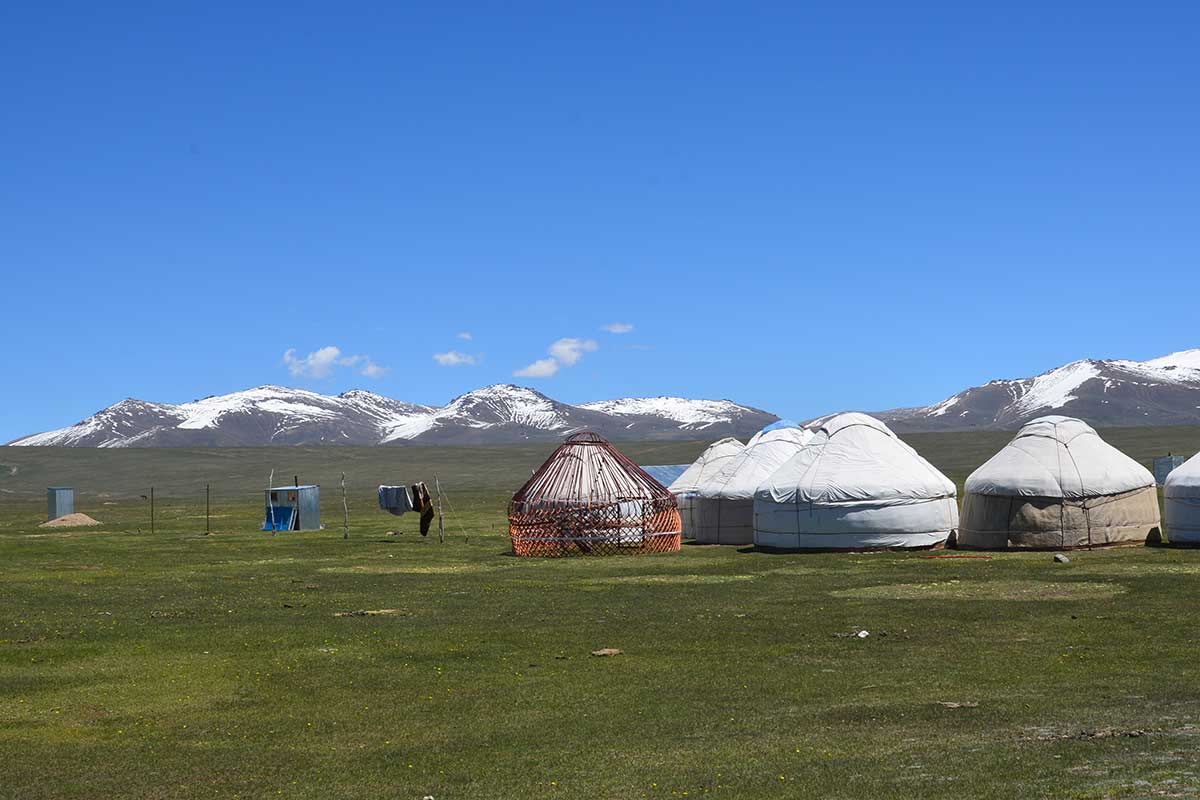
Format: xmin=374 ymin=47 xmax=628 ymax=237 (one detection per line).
xmin=669 ymin=437 xmax=745 ymax=539
xmin=965 ymin=416 xmax=1154 ymax=499
xmin=1164 ymin=451 xmax=1200 ymax=544
xmin=754 ymin=413 xmax=958 ymax=550
xmin=668 ymin=438 xmax=745 ymax=495
xmin=692 ymin=426 xmax=813 ymax=544
xmin=698 ymin=427 xmax=813 ymax=501
xmin=959 ymin=416 xmax=1160 ymax=550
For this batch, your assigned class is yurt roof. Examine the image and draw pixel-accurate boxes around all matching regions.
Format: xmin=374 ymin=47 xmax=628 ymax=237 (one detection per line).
xmin=965 ymin=415 xmax=1154 ymax=499
xmin=757 ymin=412 xmax=955 ymax=505
xmin=758 ymin=419 xmax=802 ymax=434
xmin=1163 ymin=450 xmax=1200 ymax=494
xmin=668 ymin=437 xmax=745 ymax=494
xmin=697 ymin=426 xmax=812 ymax=500
xmin=512 ymin=431 xmax=672 ymax=505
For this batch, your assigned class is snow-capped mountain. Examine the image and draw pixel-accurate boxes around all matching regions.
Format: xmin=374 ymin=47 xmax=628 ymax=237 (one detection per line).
xmin=578 ymin=397 xmax=762 ymax=430
xmin=878 ymin=349 xmax=1200 ymax=432
xmin=380 ymin=385 xmax=621 ymax=445
xmin=9 ymin=385 xmax=777 ymax=448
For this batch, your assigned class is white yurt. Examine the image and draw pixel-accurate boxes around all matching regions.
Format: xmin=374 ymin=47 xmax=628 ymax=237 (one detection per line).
xmin=693 ymin=426 xmax=812 ymax=545
xmin=958 ymin=416 xmax=1160 ymax=550
xmin=667 ymin=437 xmax=745 ymax=539
xmin=753 ymin=413 xmax=958 ymax=550
xmin=1162 ymin=451 xmax=1200 ymax=545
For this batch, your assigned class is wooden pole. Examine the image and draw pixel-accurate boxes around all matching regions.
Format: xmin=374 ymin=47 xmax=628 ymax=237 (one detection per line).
xmin=206 ymin=484 xmax=210 ymax=535
xmin=341 ymin=472 xmax=349 ymax=540
xmin=150 ymin=487 xmax=155 ymax=535
xmin=435 ymin=474 xmax=445 ymax=544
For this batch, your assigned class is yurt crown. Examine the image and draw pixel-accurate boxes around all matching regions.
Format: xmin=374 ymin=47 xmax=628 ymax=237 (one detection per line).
xmin=565 ymin=431 xmax=608 ymax=444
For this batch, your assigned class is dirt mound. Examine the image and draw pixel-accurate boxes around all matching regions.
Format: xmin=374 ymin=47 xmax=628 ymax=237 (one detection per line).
xmin=39 ymin=513 xmax=103 ymax=528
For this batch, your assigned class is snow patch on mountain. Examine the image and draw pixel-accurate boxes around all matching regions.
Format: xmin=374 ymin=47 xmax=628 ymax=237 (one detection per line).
xmin=381 ymin=385 xmax=570 ymax=442
xmin=443 ymin=385 xmax=567 ymax=429
xmin=1010 ymin=360 xmax=1102 ymax=414
xmin=174 ymin=386 xmax=354 ymax=430
xmin=578 ymin=397 xmax=753 ymax=429
xmin=1143 ymin=349 xmax=1200 ymax=374
xmin=927 ymin=395 xmax=960 ymax=417
xmin=12 ymin=399 xmax=182 ymax=447
xmin=381 ymin=415 xmax=440 ymax=442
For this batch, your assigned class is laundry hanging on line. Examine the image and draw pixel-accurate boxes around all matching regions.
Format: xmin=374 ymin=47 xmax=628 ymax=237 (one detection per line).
xmin=378 ymin=482 xmax=438 ymax=536
xmin=378 ymin=485 xmax=414 ymax=515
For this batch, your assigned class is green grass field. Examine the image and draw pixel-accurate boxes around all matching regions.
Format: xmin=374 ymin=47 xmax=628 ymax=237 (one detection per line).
xmin=3 ymin=429 xmax=1200 ymax=798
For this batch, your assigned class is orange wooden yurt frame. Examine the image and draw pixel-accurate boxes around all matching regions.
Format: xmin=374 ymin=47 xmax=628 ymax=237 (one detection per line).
xmin=508 ymin=432 xmax=682 ymax=557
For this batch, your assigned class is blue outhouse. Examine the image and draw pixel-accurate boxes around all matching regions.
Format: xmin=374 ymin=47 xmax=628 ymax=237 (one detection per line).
xmin=263 ymin=485 xmax=321 ymax=531
xmin=47 ymin=487 xmax=74 ymax=521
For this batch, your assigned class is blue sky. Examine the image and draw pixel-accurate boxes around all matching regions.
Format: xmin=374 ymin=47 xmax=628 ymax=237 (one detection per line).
xmin=3 ymin=2 xmax=1198 ymax=441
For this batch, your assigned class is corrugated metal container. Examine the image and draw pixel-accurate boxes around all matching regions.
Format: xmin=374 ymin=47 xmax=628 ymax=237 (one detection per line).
xmin=296 ymin=486 xmax=321 ymax=530
xmin=47 ymin=487 xmax=74 ymax=521
xmin=1154 ymin=456 xmax=1188 ymax=486
xmin=263 ymin=485 xmax=321 ymax=531
xmin=641 ymin=464 xmax=690 ymax=488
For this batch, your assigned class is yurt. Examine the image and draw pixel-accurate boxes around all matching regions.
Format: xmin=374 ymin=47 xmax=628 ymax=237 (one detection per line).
xmin=958 ymin=416 xmax=1160 ymax=550
xmin=753 ymin=413 xmax=958 ymax=550
xmin=667 ymin=437 xmax=745 ymax=538
xmin=693 ymin=426 xmax=812 ymax=544
xmin=1161 ymin=451 xmax=1200 ymax=545
xmin=508 ymin=432 xmax=682 ymax=557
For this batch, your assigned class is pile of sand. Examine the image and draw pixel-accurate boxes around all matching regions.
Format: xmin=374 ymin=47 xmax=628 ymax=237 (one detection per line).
xmin=39 ymin=513 xmax=103 ymax=528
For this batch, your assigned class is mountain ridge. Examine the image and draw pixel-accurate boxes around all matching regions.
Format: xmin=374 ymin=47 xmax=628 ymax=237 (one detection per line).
xmin=9 ymin=384 xmax=777 ymax=448
xmin=874 ymin=349 xmax=1200 ymax=432
xmin=11 ymin=349 xmax=1200 ymax=446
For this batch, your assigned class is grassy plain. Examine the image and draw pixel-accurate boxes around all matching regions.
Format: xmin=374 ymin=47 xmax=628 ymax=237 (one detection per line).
xmin=2 ymin=428 xmax=1200 ymax=798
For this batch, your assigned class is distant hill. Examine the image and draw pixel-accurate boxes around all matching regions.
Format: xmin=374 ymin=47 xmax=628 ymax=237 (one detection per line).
xmin=9 ymin=384 xmax=778 ymax=448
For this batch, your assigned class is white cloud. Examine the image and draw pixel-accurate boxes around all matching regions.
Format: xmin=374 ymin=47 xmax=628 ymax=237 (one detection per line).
xmin=284 ymin=346 xmax=344 ymax=379
xmin=602 ymin=322 xmax=634 ymax=334
xmin=514 ymin=357 xmax=560 ymax=378
xmin=548 ymin=337 xmax=598 ymax=367
xmin=513 ymin=337 xmax=598 ymax=378
xmin=283 ymin=346 xmax=388 ymax=379
xmin=456 ymin=331 xmax=473 ymax=341
xmin=359 ymin=359 xmax=389 ymax=378
xmin=433 ymin=351 xmax=479 ymax=367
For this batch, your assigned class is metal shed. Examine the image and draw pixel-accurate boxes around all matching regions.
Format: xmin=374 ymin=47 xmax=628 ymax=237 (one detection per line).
xmin=640 ymin=464 xmax=690 ymax=487
xmin=47 ymin=487 xmax=74 ymax=521
xmin=1155 ymin=455 xmax=1189 ymax=486
xmin=263 ymin=485 xmax=321 ymax=531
